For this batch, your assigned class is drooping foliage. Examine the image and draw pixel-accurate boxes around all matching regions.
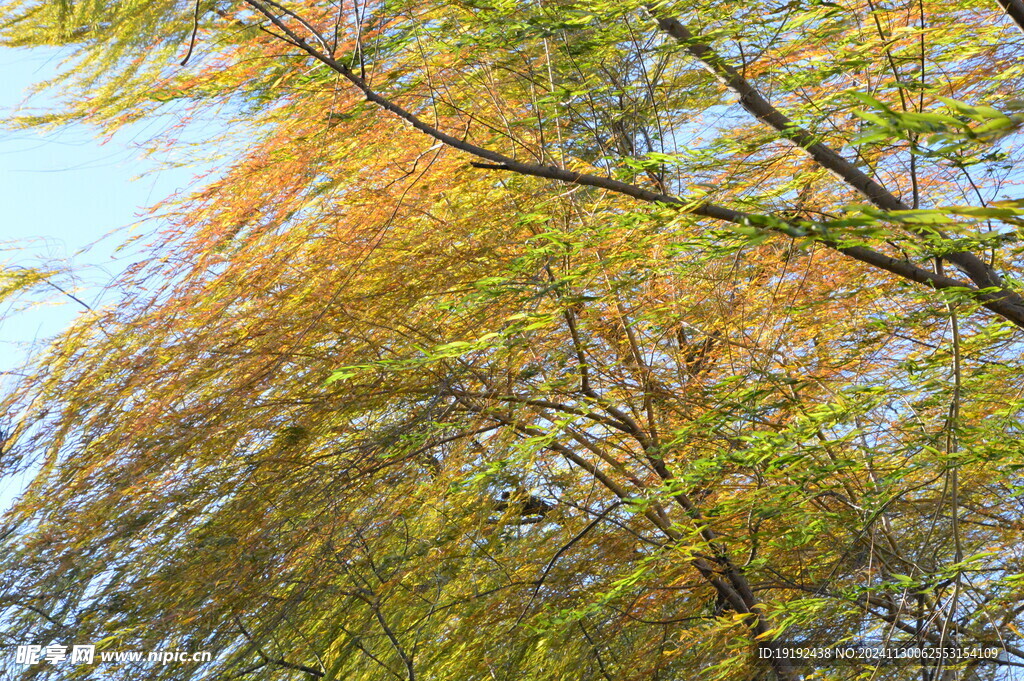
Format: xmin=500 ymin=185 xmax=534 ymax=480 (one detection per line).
xmin=3 ymin=0 xmax=1024 ymax=679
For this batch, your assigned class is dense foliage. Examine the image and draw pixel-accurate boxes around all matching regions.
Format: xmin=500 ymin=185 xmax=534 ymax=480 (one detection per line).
xmin=3 ymin=0 xmax=1024 ymax=679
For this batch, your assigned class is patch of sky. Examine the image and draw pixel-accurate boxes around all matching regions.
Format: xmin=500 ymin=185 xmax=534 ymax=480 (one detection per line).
xmin=0 ymin=46 xmax=230 ymax=511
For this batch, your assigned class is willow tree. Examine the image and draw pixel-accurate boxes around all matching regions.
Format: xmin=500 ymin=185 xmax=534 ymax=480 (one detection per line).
xmin=2 ymin=0 xmax=1024 ymax=679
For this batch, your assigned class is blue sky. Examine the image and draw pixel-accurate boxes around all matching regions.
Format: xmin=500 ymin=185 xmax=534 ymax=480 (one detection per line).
xmin=0 ymin=48 xmax=201 ymax=370
xmin=0 ymin=47 xmax=203 ymax=506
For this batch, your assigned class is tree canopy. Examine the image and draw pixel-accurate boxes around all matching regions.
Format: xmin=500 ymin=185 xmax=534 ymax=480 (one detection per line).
xmin=3 ymin=0 xmax=1024 ymax=679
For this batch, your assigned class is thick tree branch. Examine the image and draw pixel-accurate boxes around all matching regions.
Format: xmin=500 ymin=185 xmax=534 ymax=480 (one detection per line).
xmin=996 ymin=0 xmax=1024 ymax=33
xmin=648 ymin=9 xmax=1024 ymax=299
xmin=238 ymin=0 xmax=1024 ymax=330
xmin=451 ymin=393 xmax=800 ymax=681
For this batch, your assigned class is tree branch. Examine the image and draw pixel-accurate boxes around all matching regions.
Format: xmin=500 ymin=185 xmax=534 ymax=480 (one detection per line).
xmin=237 ymin=0 xmax=1024 ymax=330
xmin=995 ymin=0 xmax=1024 ymax=33
xmin=647 ymin=8 xmax=1024 ymax=300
